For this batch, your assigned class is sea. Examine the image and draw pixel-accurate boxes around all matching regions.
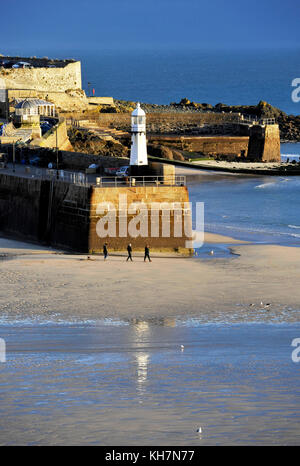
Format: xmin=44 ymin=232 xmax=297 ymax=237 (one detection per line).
xmin=189 ymin=144 xmax=300 ymax=247
xmin=1 ymin=48 xmax=300 ymax=446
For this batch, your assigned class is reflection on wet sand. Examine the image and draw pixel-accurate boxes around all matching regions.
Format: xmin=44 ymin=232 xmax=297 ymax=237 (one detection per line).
xmin=131 ymin=320 xmax=150 ymax=397
xmin=131 ymin=318 xmax=176 ymax=328
xmin=0 ymin=322 xmax=300 ymax=445
xmin=136 ymin=353 xmax=150 ymax=397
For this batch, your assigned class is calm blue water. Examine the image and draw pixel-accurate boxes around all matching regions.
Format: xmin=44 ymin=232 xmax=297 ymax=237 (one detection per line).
xmin=281 ymin=142 xmax=300 ymax=161
xmin=188 ymin=167 xmax=300 ymax=245
xmin=72 ymin=48 xmax=300 ymax=115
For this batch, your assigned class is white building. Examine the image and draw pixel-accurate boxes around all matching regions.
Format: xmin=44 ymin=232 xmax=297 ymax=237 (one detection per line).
xmin=14 ymin=98 xmax=56 ymax=117
xmin=130 ymin=102 xmax=148 ymax=166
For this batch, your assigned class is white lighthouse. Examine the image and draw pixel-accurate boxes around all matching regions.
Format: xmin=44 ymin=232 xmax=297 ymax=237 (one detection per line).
xmin=130 ymin=102 xmax=148 ymax=166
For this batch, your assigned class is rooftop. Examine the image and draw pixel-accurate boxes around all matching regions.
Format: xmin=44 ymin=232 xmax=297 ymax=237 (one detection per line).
xmin=15 ymin=98 xmax=55 ymax=109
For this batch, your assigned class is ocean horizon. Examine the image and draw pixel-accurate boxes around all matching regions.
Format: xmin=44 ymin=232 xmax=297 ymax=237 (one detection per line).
xmin=5 ymin=46 xmax=298 ymax=114
xmin=67 ymin=48 xmax=300 ymax=115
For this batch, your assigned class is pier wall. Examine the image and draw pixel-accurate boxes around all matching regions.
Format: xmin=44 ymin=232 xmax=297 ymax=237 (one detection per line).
xmin=247 ymin=124 xmax=281 ymax=162
xmin=0 ymin=174 xmax=45 ymax=241
xmin=89 ymin=186 xmax=191 ymax=253
xmin=0 ymin=173 xmax=192 ymax=254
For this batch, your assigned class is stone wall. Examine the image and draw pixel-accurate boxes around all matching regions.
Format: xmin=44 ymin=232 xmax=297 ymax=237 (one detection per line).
xmin=49 ymin=181 xmax=91 ymax=252
xmin=148 ymin=135 xmax=250 ymax=156
xmin=248 ymin=124 xmax=281 ymax=161
xmin=31 ymin=119 xmax=72 ymax=151
xmin=91 ymin=112 xmax=242 ymax=133
xmin=0 ymin=173 xmax=192 ymax=254
xmin=61 ymin=151 xmax=128 ymax=171
xmin=89 ymin=186 xmax=192 ymax=254
xmin=0 ymin=174 xmax=46 ymax=241
xmin=88 ymin=97 xmax=114 ymax=106
xmin=261 ymin=125 xmax=281 ymax=162
xmin=0 ymin=61 xmax=82 ymax=92
xmin=6 ymin=88 xmax=88 ymax=113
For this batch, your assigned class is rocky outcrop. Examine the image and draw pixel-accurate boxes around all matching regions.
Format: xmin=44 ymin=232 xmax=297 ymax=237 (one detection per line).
xmin=171 ymin=100 xmax=300 ymax=142
xmin=147 ymin=143 xmax=185 ymax=161
xmin=68 ymin=128 xmax=129 ymax=157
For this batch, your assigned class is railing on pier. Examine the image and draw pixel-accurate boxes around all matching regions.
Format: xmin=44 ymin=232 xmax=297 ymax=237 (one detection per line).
xmin=36 ymin=170 xmax=186 ymax=187
xmin=259 ymin=118 xmax=276 ymax=125
xmin=237 ymin=115 xmax=276 ymax=125
xmin=94 ymin=175 xmax=186 ymax=187
xmin=44 ymin=169 xmax=90 ymax=186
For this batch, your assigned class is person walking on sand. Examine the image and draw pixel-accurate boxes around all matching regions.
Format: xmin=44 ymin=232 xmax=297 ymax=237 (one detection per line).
xmin=144 ymin=244 xmax=152 ymax=262
xmin=103 ymin=243 xmax=108 ymax=260
xmin=126 ymin=243 xmax=133 ymax=262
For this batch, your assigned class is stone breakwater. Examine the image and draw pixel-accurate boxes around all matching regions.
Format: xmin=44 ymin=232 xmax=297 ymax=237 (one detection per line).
xmin=113 ymin=99 xmax=300 ymax=142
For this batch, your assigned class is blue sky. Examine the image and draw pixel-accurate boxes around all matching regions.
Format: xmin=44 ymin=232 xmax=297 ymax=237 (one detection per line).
xmin=1 ymin=0 xmax=300 ymax=56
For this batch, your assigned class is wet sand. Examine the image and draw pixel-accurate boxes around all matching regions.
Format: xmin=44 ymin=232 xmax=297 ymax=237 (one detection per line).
xmin=1 ymin=321 xmax=300 ymax=445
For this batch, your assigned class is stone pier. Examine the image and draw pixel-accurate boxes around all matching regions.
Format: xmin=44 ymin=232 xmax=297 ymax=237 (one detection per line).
xmin=247 ymin=124 xmax=281 ymax=162
xmin=0 ymin=173 xmax=192 ymax=255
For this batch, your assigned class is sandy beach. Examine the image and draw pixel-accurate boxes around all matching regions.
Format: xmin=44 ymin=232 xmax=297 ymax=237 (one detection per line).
xmin=0 ymin=234 xmax=299 ymax=323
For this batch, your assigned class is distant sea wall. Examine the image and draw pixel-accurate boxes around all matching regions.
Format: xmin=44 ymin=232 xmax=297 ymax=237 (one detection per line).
xmin=148 ymin=135 xmax=250 ymax=157
xmin=94 ymin=112 xmax=241 ymax=133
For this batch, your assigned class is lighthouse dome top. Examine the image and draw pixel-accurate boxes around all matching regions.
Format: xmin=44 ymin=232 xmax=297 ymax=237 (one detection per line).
xmin=131 ymin=102 xmax=145 ymax=117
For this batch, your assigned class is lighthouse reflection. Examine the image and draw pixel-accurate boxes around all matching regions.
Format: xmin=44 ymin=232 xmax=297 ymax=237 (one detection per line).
xmin=130 ymin=318 xmax=177 ymax=397
xmin=136 ymin=352 xmax=150 ymax=396
xmin=131 ymin=320 xmax=150 ymax=396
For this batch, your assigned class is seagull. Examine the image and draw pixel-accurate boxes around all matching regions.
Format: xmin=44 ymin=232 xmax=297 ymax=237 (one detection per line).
xmin=209 ymin=250 xmax=214 ymax=255
xmin=181 ymin=345 xmax=185 ymax=350
xmin=196 ymin=427 xmax=202 ymax=433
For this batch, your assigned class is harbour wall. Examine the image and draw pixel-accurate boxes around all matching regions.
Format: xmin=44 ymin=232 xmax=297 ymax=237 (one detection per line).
xmin=148 ymin=135 xmax=250 ymax=157
xmin=248 ymin=124 xmax=281 ymax=162
xmin=85 ymin=112 xmax=243 ymax=134
xmin=0 ymin=173 xmax=192 ymax=254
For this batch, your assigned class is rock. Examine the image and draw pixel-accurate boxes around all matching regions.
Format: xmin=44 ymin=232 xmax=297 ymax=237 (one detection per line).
xmin=68 ymin=128 xmax=129 ymax=157
xmin=159 ymin=146 xmax=174 ymax=160
xmin=147 ymin=143 xmax=187 ymax=161
xmin=179 ymin=98 xmax=191 ymax=106
xmin=172 ymin=149 xmax=185 ymax=161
